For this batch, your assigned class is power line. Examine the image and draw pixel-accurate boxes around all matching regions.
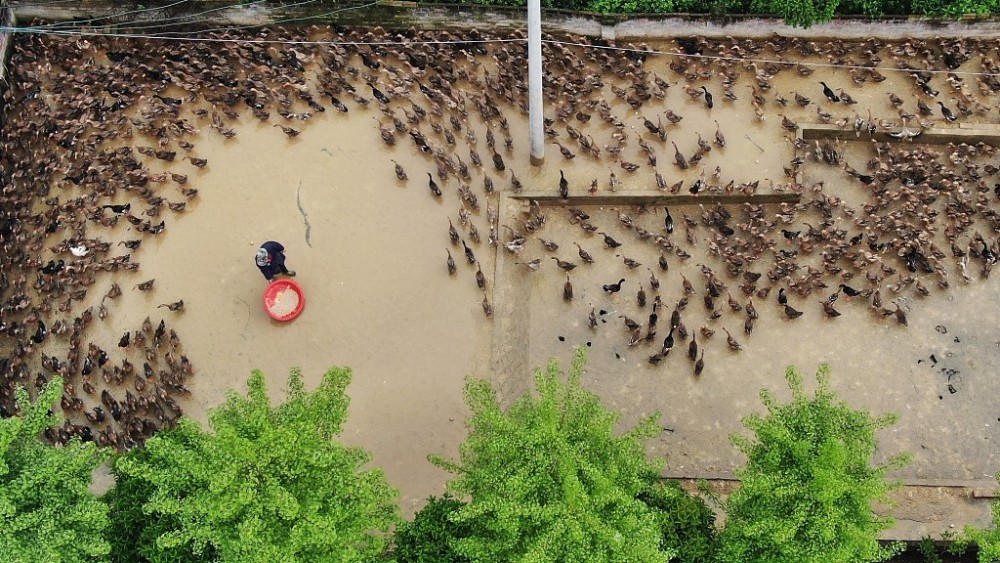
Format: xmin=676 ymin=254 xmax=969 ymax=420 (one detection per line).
xmin=2 ymin=18 xmax=997 ymax=79
xmin=83 ymin=0 xmax=271 ymax=34
xmin=4 ymin=0 xmax=97 ymax=9
xmin=28 ymin=0 xmax=193 ymax=30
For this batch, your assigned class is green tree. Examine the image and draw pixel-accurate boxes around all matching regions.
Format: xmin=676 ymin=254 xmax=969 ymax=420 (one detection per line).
xmin=964 ymin=471 xmax=1000 ymax=562
xmin=106 ymin=367 xmax=399 ymax=563
xmin=392 ymin=494 xmax=472 ymax=563
xmin=718 ymin=364 xmax=910 ymax=563
xmin=430 ymin=347 xmax=697 ymax=563
xmin=0 ymin=378 xmax=111 ymax=562
xmin=639 ymin=481 xmax=718 ymax=563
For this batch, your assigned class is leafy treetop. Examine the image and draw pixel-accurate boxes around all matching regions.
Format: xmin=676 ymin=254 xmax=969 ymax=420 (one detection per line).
xmin=431 ymin=347 xmax=674 ymax=563
xmin=0 ymin=378 xmax=111 ymax=563
xmin=108 ymin=367 xmax=399 ymax=563
xmin=719 ymin=364 xmax=910 ymax=563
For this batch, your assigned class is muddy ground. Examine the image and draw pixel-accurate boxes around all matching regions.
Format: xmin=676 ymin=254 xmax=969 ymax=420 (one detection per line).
xmin=1 ymin=29 xmax=998 ymax=532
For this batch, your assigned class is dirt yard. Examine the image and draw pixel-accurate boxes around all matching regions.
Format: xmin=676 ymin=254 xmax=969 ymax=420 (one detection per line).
xmin=1 ymin=27 xmax=998 ymax=530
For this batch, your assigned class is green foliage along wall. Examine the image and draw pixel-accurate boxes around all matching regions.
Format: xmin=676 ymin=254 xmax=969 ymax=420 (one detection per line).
xmin=718 ymin=364 xmax=911 ymax=563
xmin=449 ymin=0 xmax=999 ymax=26
xmin=0 ymin=378 xmax=111 ymax=563
xmin=105 ymin=367 xmax=399 ymax=563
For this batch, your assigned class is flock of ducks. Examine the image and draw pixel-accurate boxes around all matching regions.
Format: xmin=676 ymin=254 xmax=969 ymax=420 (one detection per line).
xmin=1 ymin=25 xmax=999 ymax=440
xmin=414 ymin=32 xmax=1000 ymax=374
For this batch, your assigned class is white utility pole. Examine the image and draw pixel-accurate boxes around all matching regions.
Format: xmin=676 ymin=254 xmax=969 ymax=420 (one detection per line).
xmin=527 ymin=0 xmax=544 ymax=165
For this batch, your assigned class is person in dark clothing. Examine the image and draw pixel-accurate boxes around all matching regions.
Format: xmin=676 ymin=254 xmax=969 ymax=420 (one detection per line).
xmin=256 ymin=241 xmax=296 ymax=281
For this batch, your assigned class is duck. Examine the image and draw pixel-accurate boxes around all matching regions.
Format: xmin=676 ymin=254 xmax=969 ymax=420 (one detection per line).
xmin=701 ymin=86 xmax=714 ymax=108
xmin=550 ymin=257 xmax=577 ymax=271
xmin=821 ymin=301 xmax=841 ymax=318
xmin=157 ymin=300 xmax=184 ymax=312
xmin=781 ymin=115 xmax=799 ymax=132
xmin=516 ymin=259 xmax=541 ymax=271
xmin=135 ymin=279 xmax=155 ymax=291
xmin=39 ymin=260 xmax=65 ymax=275
xmin=462 ymin=240 xmax=476 ymax=264
xmin=894 ymin=303 xmax=908 ymax=325
xmin=603 ymin=278 xmax=626 ymax=293
xmin=446 ymin=250 xmax=456 ymax=275
xmin=559 ymin=170 xmax=569 ymax=199
xmin=554 ymin=142 xmax=575 ymax=159
xmin=370 ymin=85 xmax=390 ymax=105
xmin=839 ymin=283 xmax=861 ymax=297
xmin=391 ymin=160 xmax=407 ymax=180
xmin=510 ymin=171 xmax=522 ymax=192
xmin=688 ymin=336 xmax=698 ymax=361
xmin=31 ymin=320 xmax=46 ymax=344
xmin=619 ymin=255 xmax=641 ymax=269
xmin=694 ymin=350 xmax=705 ymax=376
xmin=681 ymin=274 xmax=694 ymax=295
xmin=620 ymin=160 xmax=640 ymax=173
xmin=427 ymin=173 xmax=442 ymax=197
xmin=713 ymin=120 xmax=726 ymax=147
xmin=273 ymin=124 xmax=300 ymax=138
xmin=102 ymin=202 xmax=131 ymax=214
xmin=661 ymin=328 xmax=675 ymax=353
xmin=783 ymin=304 xmax=803 ymax=319
xmin=597 ymin=232 xmax=622 ymax=248
xmin=539 ymin=239 xmax=559 ymax=252
xmin=671 ymin=141 xmax=688 ymax=169
xmin=819 ymin=81 xmax=840 ymax=103
xmin=938 ymin=101 xmax=957 ymax=122
xmin=575 ymin=243 xmax=595 ymax=264
xmin=476 ymin=265 xmax=486 ymax=290
xmin=492 ymin=150 xmax=505 ymax=171
xmin=837 ymin=89 xmax=856 ymax=104
xmin=620 ymin=315 xmax=641 ymax=331
xmin=723 ymin=328 xmax=741 ymax=351
xmin=563 ymin=276 xmax=573 ymax=301
xmin=648 ymin=269 xmax=660 ymax=290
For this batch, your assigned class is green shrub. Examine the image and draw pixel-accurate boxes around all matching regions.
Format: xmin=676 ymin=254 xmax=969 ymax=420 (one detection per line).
xmin=106 ymin=367 xmax=399 ymax=563
xmin=964 ymin=472 xmax=1000 ymax=562
xmin=0 ymin=378 xmax=111 ymax=563
xmin=718 ymin=364 xmax=910 ymax=563
xmin=638 ymin=481 xmax=719 ymax=563
xmin=393 ymin=495 xmax=472 ymax=563
xmin=429 ymin=348 xmax=678 ymax=562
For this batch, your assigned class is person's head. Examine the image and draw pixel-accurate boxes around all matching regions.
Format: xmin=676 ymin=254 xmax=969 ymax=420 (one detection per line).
xmin=255 ymin=248 xmax=270 ymax=267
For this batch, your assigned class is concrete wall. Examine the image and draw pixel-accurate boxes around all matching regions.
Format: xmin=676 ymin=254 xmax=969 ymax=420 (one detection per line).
xmin=7 ymin=0 xmax=1000 ymax=41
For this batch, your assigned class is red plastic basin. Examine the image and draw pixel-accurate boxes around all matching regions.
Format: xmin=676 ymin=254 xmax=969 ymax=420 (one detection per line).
xmin=263 ymin=279 xmax=305 ymax=321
